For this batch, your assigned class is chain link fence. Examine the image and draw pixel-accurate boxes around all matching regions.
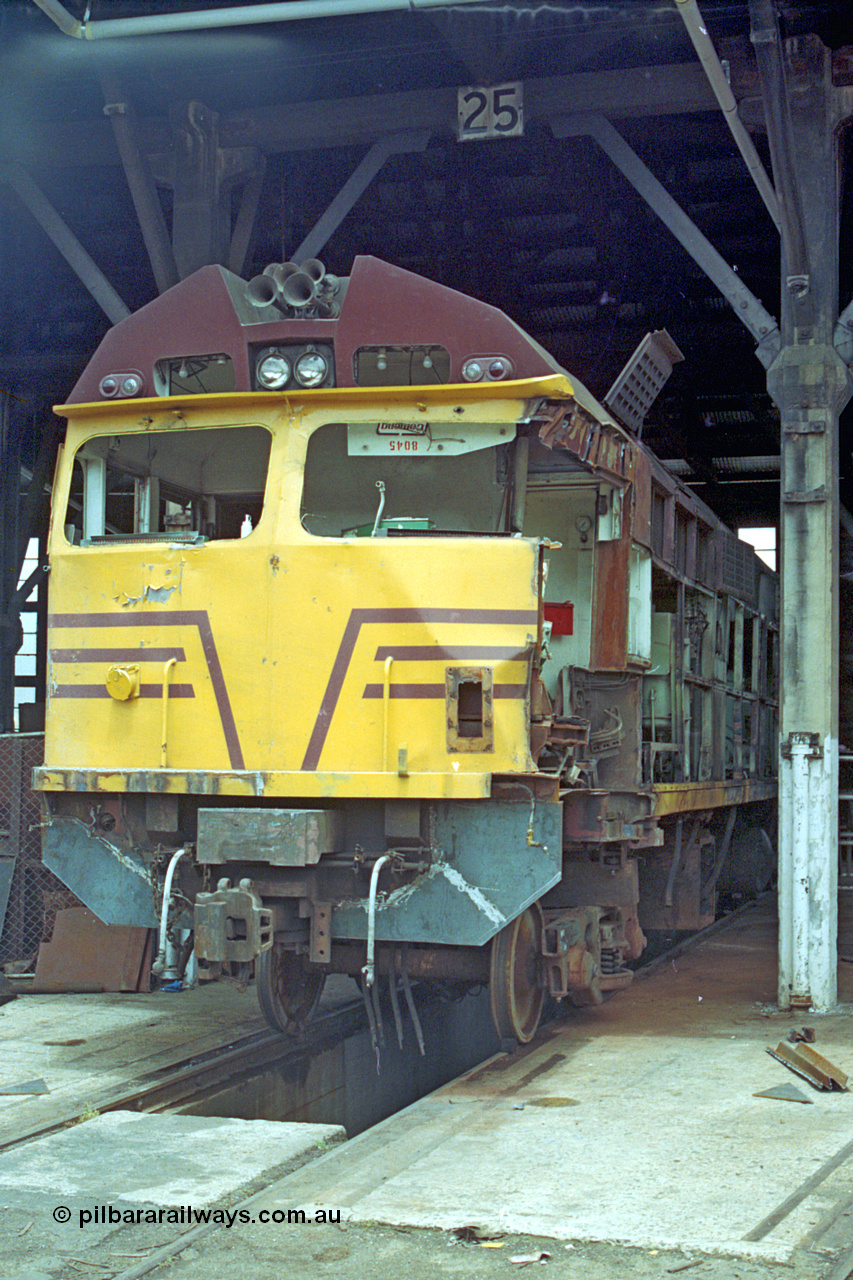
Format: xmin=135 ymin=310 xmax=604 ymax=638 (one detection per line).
xmin=0 ymin=733 xmax=80 ymax=972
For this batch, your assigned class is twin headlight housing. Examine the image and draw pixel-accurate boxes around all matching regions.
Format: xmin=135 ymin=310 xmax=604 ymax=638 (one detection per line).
xmin=255 ymin=344 xmax=333 ymax=391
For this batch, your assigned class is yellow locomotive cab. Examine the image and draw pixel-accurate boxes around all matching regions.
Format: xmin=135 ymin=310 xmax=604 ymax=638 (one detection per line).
xmin=34 ymin=257 xmax=778 ymax=1046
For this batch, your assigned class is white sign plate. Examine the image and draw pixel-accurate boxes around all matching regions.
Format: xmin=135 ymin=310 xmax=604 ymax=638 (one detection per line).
xmin=348 ymin=422 xmax=515 ymax=457
xmin=457 ymin=83 xmax=523 ymax=142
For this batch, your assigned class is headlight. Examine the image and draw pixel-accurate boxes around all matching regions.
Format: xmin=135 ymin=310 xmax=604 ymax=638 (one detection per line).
xmin=462 ymin=359 xmax=483 ymax=382
xmin=294 ymin=351 xmax=328 ymax=387
xmin=256 ymin=352 xmax=291 ymax=389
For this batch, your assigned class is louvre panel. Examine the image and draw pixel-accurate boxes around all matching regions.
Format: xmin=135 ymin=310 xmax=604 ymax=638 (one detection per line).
xmin=719 ymin=533 xmax=757 ymax=606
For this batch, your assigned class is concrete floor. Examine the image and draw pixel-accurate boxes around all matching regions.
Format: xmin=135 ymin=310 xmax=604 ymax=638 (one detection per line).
xmin=0 ymin=974 xmax=358 ymax=1146
xmin=1 ymin=898 xmax=852 ymax=1280
xmin=253 ymin=899 xmax=853 ymax=1263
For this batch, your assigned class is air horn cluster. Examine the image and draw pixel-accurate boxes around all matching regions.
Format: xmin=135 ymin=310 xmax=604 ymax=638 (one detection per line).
xmin=247 ymin=259 xmax=341 ymax=317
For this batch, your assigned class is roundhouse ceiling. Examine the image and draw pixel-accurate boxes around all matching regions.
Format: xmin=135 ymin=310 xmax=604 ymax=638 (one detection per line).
xmin=2 ymin=0 xmax=853 ymax=529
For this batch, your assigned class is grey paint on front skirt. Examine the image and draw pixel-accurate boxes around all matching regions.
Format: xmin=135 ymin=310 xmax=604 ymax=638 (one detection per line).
xmin=331 ymin=799 xmax=562 ymax=946
xmin=42 ymin=818 xmax=160 ymax=928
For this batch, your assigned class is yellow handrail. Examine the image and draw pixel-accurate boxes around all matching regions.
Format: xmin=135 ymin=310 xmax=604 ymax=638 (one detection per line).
xmin=382 ymin=655 xmax=393 ymax=771
xmin=160 ymin=657 xmax=177 ymax=767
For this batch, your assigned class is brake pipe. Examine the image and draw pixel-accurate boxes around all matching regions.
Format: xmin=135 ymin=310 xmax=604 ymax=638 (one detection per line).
xmin=152 ymin=847 xmax=189 ymax=976
xmin=362 ymin=854 xmax=391 ymax=988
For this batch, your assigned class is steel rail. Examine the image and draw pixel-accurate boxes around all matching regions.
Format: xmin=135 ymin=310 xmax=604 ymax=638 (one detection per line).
xmin=2 ymin=901 xmax=769 ymax=1153
xmin=0 ymin=998 xmax=368 ymax=1154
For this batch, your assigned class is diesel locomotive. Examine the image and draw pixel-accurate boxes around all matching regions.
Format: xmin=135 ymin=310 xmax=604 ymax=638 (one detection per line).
xmin=34 ymin=256 xmax=777 ymax=1044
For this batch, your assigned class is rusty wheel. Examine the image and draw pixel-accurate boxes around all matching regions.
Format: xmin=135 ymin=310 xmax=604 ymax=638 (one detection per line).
xmin=489 ymin=904 xmax=545 ymax=1044
xmin=256 ymin=945 xmax=325 ymax=1035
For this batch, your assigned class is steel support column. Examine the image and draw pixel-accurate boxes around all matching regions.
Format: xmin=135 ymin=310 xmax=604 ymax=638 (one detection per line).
xmin=100 ymin=74 xmax=179 ymax=296
xmin=760 ymin=34 xmax=852 ymax=1011
xmin=151 ymin=102 xmax=261 ymax=280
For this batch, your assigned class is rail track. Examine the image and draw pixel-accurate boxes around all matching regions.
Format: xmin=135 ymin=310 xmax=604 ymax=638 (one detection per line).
xmin=0 ymin=898 xmax=770 ymax=1155
xmin=0 ymin=997 xmax=369 ymax=1154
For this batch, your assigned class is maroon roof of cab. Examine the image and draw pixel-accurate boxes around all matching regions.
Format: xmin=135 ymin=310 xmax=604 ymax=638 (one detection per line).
xmin=66 ymin=256 xmax=563 ymax=404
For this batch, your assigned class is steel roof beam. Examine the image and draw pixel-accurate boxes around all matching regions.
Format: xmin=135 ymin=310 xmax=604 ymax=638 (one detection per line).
xmin=100 ymin=74 xmax=180 ymax=296
xmin=0 ymin=164 xmax=130 ymax=325
xmin=8 ymin=64 xmax=720 ymax=170
xmin=292 ymin=130 xmax=431 ymax=264
xmin=552 ymin=113 xmax=781 ymax=367
xmin=673 ymin=0 xmax=781 ymax=232
xmin=30 ymin=0 xmax=493 ymax=40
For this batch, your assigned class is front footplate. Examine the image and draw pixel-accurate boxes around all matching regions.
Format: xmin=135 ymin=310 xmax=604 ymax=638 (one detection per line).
xmin=194 ymin=877 xmax=274 ymax=964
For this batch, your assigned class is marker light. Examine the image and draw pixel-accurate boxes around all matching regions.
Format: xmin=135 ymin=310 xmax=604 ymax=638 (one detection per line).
xmin=462 ymin=359 xmax=484 ymax=382
xmin=100 ymin=372 xmax=144 ymax=398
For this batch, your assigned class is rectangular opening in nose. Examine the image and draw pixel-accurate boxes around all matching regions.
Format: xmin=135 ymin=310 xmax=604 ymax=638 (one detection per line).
xmin=446 ymin=666 xmax=493 ymax=753
xmin=458 ymin=679 xmax=483 ymax=737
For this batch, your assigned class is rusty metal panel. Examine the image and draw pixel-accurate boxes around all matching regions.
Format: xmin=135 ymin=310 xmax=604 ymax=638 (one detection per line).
xmin=197 ymin=808 xmax=344 ymax=865
xmin=591 ymin=539 xmax=629 ymax=668
xmin=631 ymin=450 xmax=653 ymax=549
xmin=34 ymin=907 xmax=150 ymax=992
xmin=568 ymin=668 xmax=643 ymax=791
xmin=767 ymin=1041 xmax=849 ymax=1091
xmin=536 ymin=400 xmax=634 ymax=483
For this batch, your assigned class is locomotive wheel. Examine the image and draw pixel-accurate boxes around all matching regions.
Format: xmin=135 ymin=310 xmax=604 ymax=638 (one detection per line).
xmin=256 ymin=945 xmax=325 ymax=1035
xmin=489 ymin=904 xmax=545 ymax=1044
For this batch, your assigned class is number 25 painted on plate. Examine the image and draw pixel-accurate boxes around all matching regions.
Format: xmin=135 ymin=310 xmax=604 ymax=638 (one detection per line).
xmin=457 ymin=83 xmax=524 ymax=142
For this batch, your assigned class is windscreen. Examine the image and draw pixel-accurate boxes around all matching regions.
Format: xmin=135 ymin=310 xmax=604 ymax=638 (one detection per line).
xmin=301 ymin=421 xmax=517 ymax=538
xmin=65 ymin=424 xmax=271 ymax=544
